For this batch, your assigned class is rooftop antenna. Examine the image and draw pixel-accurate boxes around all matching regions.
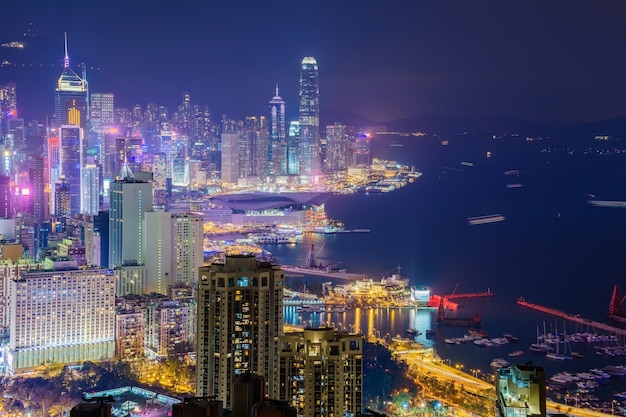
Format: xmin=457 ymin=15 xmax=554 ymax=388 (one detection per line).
xmin=275 ymin=83 xmax=279 ymax=97
xmin=63 ymin=32 xmax=69 ymax=68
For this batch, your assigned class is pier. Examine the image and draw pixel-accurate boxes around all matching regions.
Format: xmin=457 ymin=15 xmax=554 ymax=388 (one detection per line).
xmin=517 ymin=297 xmax=626 ymax=337
xmin=446 ymin=289 xmax=495 ymax=299
xmin=281 ymin=266 xmax=366 ymax=281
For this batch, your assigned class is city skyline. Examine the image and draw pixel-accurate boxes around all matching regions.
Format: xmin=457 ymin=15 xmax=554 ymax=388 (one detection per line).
xmin=3 ymin=1 xmax=626 ymax=126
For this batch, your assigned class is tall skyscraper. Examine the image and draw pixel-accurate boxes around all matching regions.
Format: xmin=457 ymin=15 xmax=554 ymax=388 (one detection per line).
xmin=54 ymin=34 xmax=88 ymax=129
xmin=0 ymin=83 xmax=17 ymax=144
xmin=0 ymin=175 xmax=12 ymax=219
xmin=81 ymin=156 xmax=100 ymax=215
xmin=108 ymin=171 xmax=153 ymax=279
xmin=325 ymin=123 xmax=348 ymax=171
xmin=29 ymin=155 xmax=46 ymax=221
xmin=287 ymin=121 xmax=300 ymax=175
xmin=8 ymin=262 xmax=116 ymax=374
xmin=55 ymin=175 xmax=71 ymax=219
xmin=277 ymin=328 xmax=363 ymax=417
xmin=196 ymin=255 xmax=284 ymax=409
xmin=298 ymin=57 xmax=320 ymax=177
xmin=221 ymin=131 xmax=239 ymax=184
xmin=59 ymin=125 xmax=83 ymax=216
xmin=269 ymin=85 xmax=287 ymax=176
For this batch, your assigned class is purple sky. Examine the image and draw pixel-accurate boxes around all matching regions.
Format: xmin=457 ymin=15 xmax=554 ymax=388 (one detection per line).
xmin=2 ymin=0 xmax=626 ymax=125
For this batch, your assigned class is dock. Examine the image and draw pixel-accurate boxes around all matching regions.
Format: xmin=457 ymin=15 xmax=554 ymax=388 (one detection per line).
xmin=281 ymin=266 xmax=366 ymax=281
xmin=517 ymin=297 xmax=626 ymax=337
xmin=447 ymin=289 xmax=495 ymax=299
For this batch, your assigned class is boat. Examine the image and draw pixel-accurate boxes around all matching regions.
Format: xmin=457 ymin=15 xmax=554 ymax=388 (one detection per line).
xmin=425 ymin=329 xmax=436 ymax=338
xmin=614 ymin=392 xmax=626 ymax=400
xmin=467 ymin=214 xmax=506 ymax=225
xmin=503 ymin=333 xmax=519 ymax=343
xmin=406 ymin=328 xmax=418 ymax=335
xmin=508 ymin=350 xmax=524 ymax=357
xmin=571 ymin=351 xmax=586 ymax=359
xmin=490 ymin=358 xmax=510 ymax=368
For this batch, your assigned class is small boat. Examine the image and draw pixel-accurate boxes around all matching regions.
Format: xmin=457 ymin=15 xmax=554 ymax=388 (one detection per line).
xmin=508 ymin=350 xmax=524 ymax=357
xmin=406 ymin=328 xmax=418 ymax=335
xmin=571 ymin=351 xmax=586 ymax=359
xmin=490 ymin=358 xmax=510 ymax=368
xmin=425 ymin=329 xmax=436 ymax=338
xmin=503 ymin=334 xmax=520 ymax=343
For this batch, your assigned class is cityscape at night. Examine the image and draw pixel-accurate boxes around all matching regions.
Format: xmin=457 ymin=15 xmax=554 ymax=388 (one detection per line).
xmin=3 ymin=2 xmax=626 ymax=417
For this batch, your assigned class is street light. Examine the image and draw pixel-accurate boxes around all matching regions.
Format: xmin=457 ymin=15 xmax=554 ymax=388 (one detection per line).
xmin=613 ymin=399 xmax=617 ymax=415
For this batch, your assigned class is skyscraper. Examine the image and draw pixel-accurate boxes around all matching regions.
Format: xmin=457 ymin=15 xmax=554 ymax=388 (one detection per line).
xmin=0 ymin=175 xmax=12 ymax=219
xmin=269 ymin=85 xmax=287 ymax=176
xmin=55 ymin=175 xmax=71 ymax=219
xmin=221 ymin=131 xmax=239 ymax=184
xmin=29 ymin=155 xmax=46 ymax=221
xmin=54 ymin=34 xmax=88 ymax=129
xmin=277 ymin=328 xmax=363 ymax=417
xmin=196 ymin=255 xmax=284 ymax=409
xmin=325 ymin=123 xmax=348 ymax=171
xmin=298 ymin=57 xmax=320 ymax=177
xmin=59 ymin=125 xmax=83 ymax=216
xmin=108 ymin=171 xmax=153 ymax=276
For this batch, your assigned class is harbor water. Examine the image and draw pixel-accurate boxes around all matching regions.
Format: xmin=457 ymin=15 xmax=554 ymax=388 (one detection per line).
xmin=272 ymin=133 xmax=626 ymax=406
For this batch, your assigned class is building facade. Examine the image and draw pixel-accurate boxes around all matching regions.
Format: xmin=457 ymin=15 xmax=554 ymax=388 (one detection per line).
xmin=196 ymin=255 xmax=284 ymax=409
xmin=495 ymin=364 xmax=546 ymax=417
xmin=298 ymin=57 xmax=320 ymax=177
xmin=277 ymin=328 xmax=363 ymax=417
xmin=7 ymin=262 xmax=115 ymax=374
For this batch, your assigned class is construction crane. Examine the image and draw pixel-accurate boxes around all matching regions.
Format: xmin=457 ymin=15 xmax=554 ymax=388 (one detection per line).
xmin=305 ymin=243 xmax=326 ymax=268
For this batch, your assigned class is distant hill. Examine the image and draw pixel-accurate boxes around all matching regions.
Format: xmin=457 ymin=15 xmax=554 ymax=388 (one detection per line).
xmin=320 ymin=107 xmax=378 ymax=130
xmin=384 ymin=114 xmax=554 ymax=136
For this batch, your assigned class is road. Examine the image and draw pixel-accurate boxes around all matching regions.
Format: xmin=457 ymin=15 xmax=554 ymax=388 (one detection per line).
xmin=390 ymin=341 xmax=615 ymax=417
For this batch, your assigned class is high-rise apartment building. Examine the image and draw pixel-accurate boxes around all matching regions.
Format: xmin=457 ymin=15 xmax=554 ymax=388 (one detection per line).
xmin=196 ymin=255 xmax=284 ymax=409
xmin=0 ymin=176 xmax=12 ymax=219
xmin=496 ymin=364 xmax=546 ymax=417
xmin=90 ymin=93 xmax=115 ymax=135
xmin=7 ymin=261 xmax=115 ymax=374
xmin=29 ymin=155 xmax=46 ymax=221
xmin=277 ymin=328 xmax=363 ymax=417
xmin=298 ymin=57 xmax=320 ymax=177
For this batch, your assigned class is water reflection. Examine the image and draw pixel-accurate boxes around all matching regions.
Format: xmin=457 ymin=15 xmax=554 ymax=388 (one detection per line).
xmin=283 ymin=306 xmax=437 ymax=348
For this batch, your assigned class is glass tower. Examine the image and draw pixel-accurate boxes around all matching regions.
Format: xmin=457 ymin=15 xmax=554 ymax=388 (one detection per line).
xmin=298 ymin=57 xmax=320 ymax=177
xmin=54 ymin=34 xmax=88 ymax=129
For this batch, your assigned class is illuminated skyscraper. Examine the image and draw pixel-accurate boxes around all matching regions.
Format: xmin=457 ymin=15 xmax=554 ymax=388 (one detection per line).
xmin=269 ymin=85 xmax=287 ymax=176
xmin=221 ymin=131 xmax=239 ymax=184
xmin=0 ymin=83 xmax=17 ymax=144
xmin=196 ymin=255 xmax=284 ymax=409
xmin=81 ymin=156 xmax=99 ymax=215
xmin=287 ymin=121 xmax=299 ymax=175
xmin=54 ymin=34 xmax=88 ymax=129
xmin=0 ymin=175 xmax=12 ymax=218
xmin=325 ymin=123 xmax=348 ymax=171
xmin=108 ymin=170 xmax=153 ymax=271
xmin=29 ymin=155 xmax=45 ymax=221
xmin=277 ymin=328 xmax=363 ymax=417
xmin=298 ymin=57 xmax=320 ymax=177
xmin=55 ymin=175 xmax=71 ymax=219
xmin=59 ymin=125 xmax=83 ymax=216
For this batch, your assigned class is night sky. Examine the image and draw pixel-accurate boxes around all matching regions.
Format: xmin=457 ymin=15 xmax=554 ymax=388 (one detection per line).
xmin=3 ymin=0 xmax=626 ymax=125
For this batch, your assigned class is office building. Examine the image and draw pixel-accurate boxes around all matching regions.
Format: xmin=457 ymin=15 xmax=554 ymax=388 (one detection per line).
xmin=54 ymin=35 xmax=88 ymax=129
xmin=0 ymin=175 xmax=12 ymax=218
xmin=221 ymin=131 xmax=239 ymax=184
xmin=59 ymin=125 xmax=83 ymax=216
xmin=325 ymin=123 xmax=348 ymax=172
xmin=269 ymin=86 xmax=287 ymax=176
xmin=495 ymin=364 xmax=546 ymax=417
xmin=288 ymin=122 xmax=300 ymax=175
xmin=7 ymin=261 xmax=115 ymax=374
xmin=29 ymin=155 xmax=46 ymax=221
xmin=298 ymin=57 xmax=320 ymax=177
xmin=81 ymin=156 xmax=99 ymax=215
xmin=54 ymin=175 xmax=71 ymax=219
xmin=277 ymin=328 xmax=363 ymax=417
xmin=108 ymin=173 xmax=153 ymax=269
xmin=196 ymin=255 xmax=284 ymax=409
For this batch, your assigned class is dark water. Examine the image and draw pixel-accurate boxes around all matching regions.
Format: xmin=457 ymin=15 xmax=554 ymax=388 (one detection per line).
xmin=274 ymin=133 xmax=626 ymax=404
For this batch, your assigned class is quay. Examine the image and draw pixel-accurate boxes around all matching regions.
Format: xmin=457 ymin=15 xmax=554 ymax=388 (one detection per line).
xmin=517 ymin=297 xmax=626 ymax=337
xmin=446 ymin=289 xmax=494 ymax=299
xmin=281 ymin=265 xmax=366 ymax=281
